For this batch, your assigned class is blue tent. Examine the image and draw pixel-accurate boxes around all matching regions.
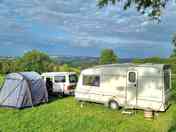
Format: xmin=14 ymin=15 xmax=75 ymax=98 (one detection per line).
xmin=0 ymin=72 xmax=48 ymax=108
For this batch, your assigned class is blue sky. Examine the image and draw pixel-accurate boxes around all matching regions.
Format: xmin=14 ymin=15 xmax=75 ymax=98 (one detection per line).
xmin=0 ymin=0 xmax=176 ymax=58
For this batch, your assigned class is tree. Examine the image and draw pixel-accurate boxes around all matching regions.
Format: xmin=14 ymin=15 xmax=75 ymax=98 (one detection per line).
xmin=171 ymin=33 xmax=176 ymax=57
xmin=98 ymin=0 xmax=168 ymax=21
xmin=1 ymin=62 xmax=10 ymax=74
xmin=132 ymin=56 xmax=164 ymax=64
xmin=59 ymin=64 xmax=70 ymax=72
xmin=99 ymin=49 xmax=117 ymax=64
xmin=47 ymin=63 xmax=59 ymax=72
xmin=19 ymin=50 xmax=54 ymax=73
xmin=173 ymin=33 xmax=176 ymax=46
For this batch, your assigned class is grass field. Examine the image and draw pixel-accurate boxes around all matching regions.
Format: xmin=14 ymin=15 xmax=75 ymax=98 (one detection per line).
xmin=0 ymin=97 xmax=175 ymax=132
xmin=0 ymin=75 xmax=176 ymax=132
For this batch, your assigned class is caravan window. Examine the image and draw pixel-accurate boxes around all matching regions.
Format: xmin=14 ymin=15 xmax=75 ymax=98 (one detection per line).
xmin=54 ymin=76 xmax=66 ymax=83
xmin=83 ymin=75 xmax=100 ymax=87
xmin=128 ymin=72 xmax=136 ymax=83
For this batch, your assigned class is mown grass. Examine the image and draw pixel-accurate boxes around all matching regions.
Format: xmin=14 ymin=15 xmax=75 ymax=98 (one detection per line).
xmin=0 ymin=97 xmax=175 ymax=132
xmin=0 ymin=76 xmax=176 ymax=132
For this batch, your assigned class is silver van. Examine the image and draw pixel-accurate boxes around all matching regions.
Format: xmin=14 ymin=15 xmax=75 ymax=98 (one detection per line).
xmin=42 ymin=72 xmax=78 ymax=96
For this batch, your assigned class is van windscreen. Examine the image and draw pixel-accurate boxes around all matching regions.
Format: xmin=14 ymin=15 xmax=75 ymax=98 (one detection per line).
xmin=54 ymin=76 xmax=66 ymax=83
xmin=69 ymin=75 xmax=78 ymax=83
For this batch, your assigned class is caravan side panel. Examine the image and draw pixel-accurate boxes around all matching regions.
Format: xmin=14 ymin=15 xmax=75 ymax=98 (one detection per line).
xmin=136 ymin=67 xmax=164 ymax=111
xmin=100 ymin=68 xmax=127 ymax=105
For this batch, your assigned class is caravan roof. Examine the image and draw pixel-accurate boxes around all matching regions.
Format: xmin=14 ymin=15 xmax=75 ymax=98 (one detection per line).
xmin=81 ymin=63 xmax=170 ymax=75
xmin=93 ymin=63 xmax=168 ymax=69
xmin=86 ymin=63 xmax=170 ymax=70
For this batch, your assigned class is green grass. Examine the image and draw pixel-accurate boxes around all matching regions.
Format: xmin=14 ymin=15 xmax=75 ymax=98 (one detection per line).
xmin=0 ymin=97 xmax=175 ymax=132
xmin=0 ymin=76 xmax=176 ymax=132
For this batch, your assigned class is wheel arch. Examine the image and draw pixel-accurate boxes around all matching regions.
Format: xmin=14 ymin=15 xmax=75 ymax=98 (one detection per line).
xmin=107 ymin=96 xmax=120 ymax=106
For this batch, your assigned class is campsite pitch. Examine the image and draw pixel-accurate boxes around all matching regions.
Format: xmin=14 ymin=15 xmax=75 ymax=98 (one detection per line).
xmin=0 ymin=74 xmax=175 ymax=132
xmin=0 ymin=97 xmax=175 ymax=132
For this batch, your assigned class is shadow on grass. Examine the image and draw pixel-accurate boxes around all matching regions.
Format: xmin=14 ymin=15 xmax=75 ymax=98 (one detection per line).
xmin=47 ymin=94 xmax=74 ymax=104
xmin=47 ymin=95 xmax=63 ymax=103
xmin=168 ymin=118 xmax=176 ymax=132
xmin=168 ymin=126 xmax=176 ymax=132
xmin=26 ymin=95 xmax=70 ymax=110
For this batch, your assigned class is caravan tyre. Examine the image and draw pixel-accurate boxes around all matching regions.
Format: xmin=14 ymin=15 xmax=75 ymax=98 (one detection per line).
xmin=109 ymin=100 xmax=119 ymax=110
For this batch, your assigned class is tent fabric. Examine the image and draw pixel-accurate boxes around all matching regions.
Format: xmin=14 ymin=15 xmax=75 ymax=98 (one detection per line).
xmin=0 ymin=72 xmax=48 ymax=108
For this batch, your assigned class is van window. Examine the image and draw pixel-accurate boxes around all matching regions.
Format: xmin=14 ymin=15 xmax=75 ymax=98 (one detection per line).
xmin=83 ymin=75 xmax=100 ymax=87
xmin=69 ymin=74 xmax=78 ymax=83
xmin=128 ymin=72 xmax=136 ymax=83
xmin=54 ymin=76 xmax=66 ymax=83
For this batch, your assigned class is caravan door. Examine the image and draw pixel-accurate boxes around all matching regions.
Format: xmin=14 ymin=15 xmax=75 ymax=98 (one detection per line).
xmin=126 ymin=71 xmax=138 ymax=107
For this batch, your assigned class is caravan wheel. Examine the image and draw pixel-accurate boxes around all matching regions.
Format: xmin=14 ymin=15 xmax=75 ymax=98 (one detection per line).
xmin=109 ymin=100 xmax=119 ymax=110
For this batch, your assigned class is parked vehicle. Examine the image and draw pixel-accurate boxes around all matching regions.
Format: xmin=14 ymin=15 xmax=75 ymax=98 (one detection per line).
xmin=75 ymin=63 xmax=171 ymax=111
xmin=41 ymin=72 xmax=78 ymax=96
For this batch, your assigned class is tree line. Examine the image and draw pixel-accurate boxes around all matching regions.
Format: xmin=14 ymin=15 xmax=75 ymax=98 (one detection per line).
xmin=0 ymin=50 xmax=80 ymax=74
xmin=0 ymin=49 xmax=118 ymax=75
xmin=1 ymin=48 xmax=176 ymax=75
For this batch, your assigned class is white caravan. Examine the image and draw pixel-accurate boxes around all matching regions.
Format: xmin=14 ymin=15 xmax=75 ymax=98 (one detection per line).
xmin=41 ymin=72 xmax=78 ymax=96
xmin=75 ymin=64 xmax=171 ymax=111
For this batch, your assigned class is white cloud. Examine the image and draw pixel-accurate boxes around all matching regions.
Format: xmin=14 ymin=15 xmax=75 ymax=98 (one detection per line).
xmin=0 ymin=0 xmax=175 ymax=57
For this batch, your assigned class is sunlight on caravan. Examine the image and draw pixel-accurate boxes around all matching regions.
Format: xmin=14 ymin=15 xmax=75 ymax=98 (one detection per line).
xmin=75 ymin=63 xmax=171 ymax=111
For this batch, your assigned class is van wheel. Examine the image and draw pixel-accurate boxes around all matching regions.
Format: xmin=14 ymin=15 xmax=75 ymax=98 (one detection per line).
xmin=109 ymin=100 xmax=119 ymax=110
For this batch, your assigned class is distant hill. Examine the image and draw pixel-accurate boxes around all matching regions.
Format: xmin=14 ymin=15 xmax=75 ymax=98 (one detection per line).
xmin=50 ymin=55 xmax=99 ymax=67
xmin=0 ymin=56 xmax=17 ymax=61
xmin=50 ymin=55 xmax=133 ymax=67
xmin=118 ymin=58 xmax=133 ymax=63
xmin=0 ymin=55 xmax=133 ymax=67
